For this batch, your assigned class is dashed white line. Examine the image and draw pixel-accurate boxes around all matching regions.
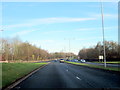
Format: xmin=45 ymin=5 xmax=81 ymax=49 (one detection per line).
xmin=15 ymin=86 xmax=21 ymax=89
xmin=76 ymin=76 xmax=81 ymax=80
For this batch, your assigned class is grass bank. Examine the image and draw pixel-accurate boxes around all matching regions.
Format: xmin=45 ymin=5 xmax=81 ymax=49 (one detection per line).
xmin=65 ymin=61 xmax=120 ymax=72
xmin=92 ymin=61 xmax=120 ymax=64
xmin=2 ymin=62 xmax=47 ymax=88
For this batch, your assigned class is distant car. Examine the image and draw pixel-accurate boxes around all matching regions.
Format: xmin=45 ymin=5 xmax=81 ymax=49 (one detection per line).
xmin=80 ymin=59 xmax=86 ymax=63
xmin=71 ymin=59 xmax=78 ymax=62
xmin=59 ymin=59 xmax=64 ymax=63
xmin=66 ymin=59 xmax=70 ymax=61
xmin=74 ymin=59 xmax=78 ymax=62
xmin=54 ymin=60 xmax=57 ymax=62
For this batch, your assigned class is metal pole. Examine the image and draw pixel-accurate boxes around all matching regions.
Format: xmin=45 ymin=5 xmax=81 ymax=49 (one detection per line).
xmin=100 ymin=0 xmax=106 ymax=67
xmin=69 ymin=39 xmax=71 ymax=60
xmin=64 ymin=38 xmax=75 ymax=60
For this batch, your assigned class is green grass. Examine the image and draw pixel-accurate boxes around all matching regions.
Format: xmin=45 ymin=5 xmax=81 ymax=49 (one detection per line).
xmin=65 ymin=61 xmax=120 ymax=72
xmin=92 ymin=61 xmax=120 ymax=64
xmin=1 ymin=62 xmax=47 ymax=88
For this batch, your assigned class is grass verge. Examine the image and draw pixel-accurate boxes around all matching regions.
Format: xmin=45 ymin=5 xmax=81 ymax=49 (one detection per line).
xmin=92 ymin=61 xmax=120 ymax=64
xmin=1 ymin=62 xmax=47 ymax=88
xmin=64 ymin=61 xmax=120 ymax=72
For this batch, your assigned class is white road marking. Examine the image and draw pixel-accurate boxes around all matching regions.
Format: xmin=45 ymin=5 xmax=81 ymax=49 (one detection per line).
xmin=15 ymin=87 xmax=21 ymax=89
xmin=76 ymin=76 xmax=81 ymax=80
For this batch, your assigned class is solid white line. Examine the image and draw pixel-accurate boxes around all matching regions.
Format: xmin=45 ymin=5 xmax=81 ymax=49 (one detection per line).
xmin=76 ymin=76 xmax=81 ymax=80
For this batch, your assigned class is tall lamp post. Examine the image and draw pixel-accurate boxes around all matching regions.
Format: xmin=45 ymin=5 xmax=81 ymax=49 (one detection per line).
xmin=64 ymin=38 xmax=75 ymax=60
xmin=100 ymin=0 xmax=106 ymax=67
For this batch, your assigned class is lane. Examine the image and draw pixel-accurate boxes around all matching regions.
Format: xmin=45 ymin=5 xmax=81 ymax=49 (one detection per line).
xmin=13 ymin=61 xmax=120 ymax=89
xmin=14 ymin=62 xmax=65 ymax=88
xmin=61 ymin=63 xmax=120 ymax=88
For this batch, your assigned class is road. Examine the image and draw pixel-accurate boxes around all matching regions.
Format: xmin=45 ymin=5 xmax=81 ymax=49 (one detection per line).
xmin=13 ymin=61 xmax=120 ymax=89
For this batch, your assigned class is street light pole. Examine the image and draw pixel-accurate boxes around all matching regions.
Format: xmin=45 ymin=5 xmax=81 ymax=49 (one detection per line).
xmin=69 ymin=39 xmax=71 ymax=59
xmin=100 ymin=0 xmax=106 ymax=67
xmin=64 ymin=38 xmax=75 ymax=60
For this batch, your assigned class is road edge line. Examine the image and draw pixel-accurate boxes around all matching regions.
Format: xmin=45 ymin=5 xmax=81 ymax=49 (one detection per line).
xmin=3 ymin=62 xmax=50 ymax=90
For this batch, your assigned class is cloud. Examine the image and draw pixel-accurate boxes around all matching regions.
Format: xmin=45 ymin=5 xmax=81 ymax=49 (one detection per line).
xmin=30 ymin=39 xmax=55 ymax=45
xmin=76 ymin=26 xmax=117 ymax=31
xmin=5 ymin=17 xmax=96 ymax=30
xmin=42 ymin=30 xmax=65 ymax=34
xmin=76 ymin=37 xmax=102 ymax=41
xmin=92 ymin=13 xmax=117 ymax=19
xmin=12 ymin=29 xmax=37 ymax=36
xmin=76 ymin=36 xmax=114 ymax=42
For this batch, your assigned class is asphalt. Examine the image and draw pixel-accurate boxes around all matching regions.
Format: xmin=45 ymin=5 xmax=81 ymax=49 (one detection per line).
xmin=12 ymin=61 xmax=120 ymax=89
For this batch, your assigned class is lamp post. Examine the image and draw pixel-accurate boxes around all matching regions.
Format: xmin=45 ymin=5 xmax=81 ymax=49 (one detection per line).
xmin=100 ymin=0 xmax=106 ymax=67
xmin=64 ymin=38 xmax=75 ymax=60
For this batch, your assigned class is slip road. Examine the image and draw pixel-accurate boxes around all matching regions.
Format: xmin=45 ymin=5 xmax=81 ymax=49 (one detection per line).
xmin=13 ymin=61 xmax=120 ymax=88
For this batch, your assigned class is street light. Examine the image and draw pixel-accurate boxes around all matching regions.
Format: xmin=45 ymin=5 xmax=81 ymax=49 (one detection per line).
xmin=64 ymin=38 xmax=75 ymax=60
xmin=100 ymin=0 xmax=106 ymax=67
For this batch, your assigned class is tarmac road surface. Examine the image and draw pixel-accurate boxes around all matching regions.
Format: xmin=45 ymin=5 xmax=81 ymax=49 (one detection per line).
xmin=13 ymin=61 xmax=120 ymax=89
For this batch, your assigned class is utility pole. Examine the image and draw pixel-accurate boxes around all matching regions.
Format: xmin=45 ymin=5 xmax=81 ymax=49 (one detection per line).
xmin=100 ymin=0 xmax=106 ymax=67
xmin=64 ymin=38 xmax=75 ymax=60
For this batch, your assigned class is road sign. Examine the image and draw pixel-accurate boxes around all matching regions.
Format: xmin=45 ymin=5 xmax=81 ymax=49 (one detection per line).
xmin=99 ymin=56 xmax=103 ymax=59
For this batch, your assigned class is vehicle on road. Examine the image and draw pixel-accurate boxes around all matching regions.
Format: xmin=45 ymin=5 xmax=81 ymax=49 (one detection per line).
xmin=59 ymin=59 xmax=64 ymax=63
xmin=80 ymin=59 xmax=86 ymax=63
xmin=66 ymin=59 xmax=70 ymax=61
xmin=71 ymin=59 xmax=78 ymax=62
xmin=73 ymin=59 xmax=78 ymax=62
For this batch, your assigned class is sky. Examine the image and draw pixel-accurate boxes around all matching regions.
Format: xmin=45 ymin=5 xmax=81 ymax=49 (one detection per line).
xmin=1 ymin=2 xmax=118 ymax=55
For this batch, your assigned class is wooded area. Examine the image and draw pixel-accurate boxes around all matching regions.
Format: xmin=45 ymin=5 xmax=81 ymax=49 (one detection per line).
xmin=0 ymin=37 xmax=119 ymax=62
xmin=0 ymin=37 xmax=76 ymax=62
xmin=78 ymin=41 xmax=120 ymax=61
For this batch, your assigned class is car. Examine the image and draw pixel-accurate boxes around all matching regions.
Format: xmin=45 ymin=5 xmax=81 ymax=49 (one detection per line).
xmin=54 ymin=60 xmax=57 ymax=62
xmin=80 ymin=59 xmax=86 ymax=63
xmin=59 ymin=59 xmax=64 ymax=63
xmin=66 ymin=59 xmax=70 ymax=61
xmin=71 ymin=59 xmax=78 ymax=62
xmin=73 ymin=59 xmax=78 ymax=62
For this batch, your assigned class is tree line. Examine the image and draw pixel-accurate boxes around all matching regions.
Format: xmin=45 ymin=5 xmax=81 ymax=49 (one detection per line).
xmin=1 ymin=37 xmax=119 ymax=62
xmin=0 ymin=37 xmax=76 ymax=61
xmin=78 ymin=41 xmax=120 ymax=61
